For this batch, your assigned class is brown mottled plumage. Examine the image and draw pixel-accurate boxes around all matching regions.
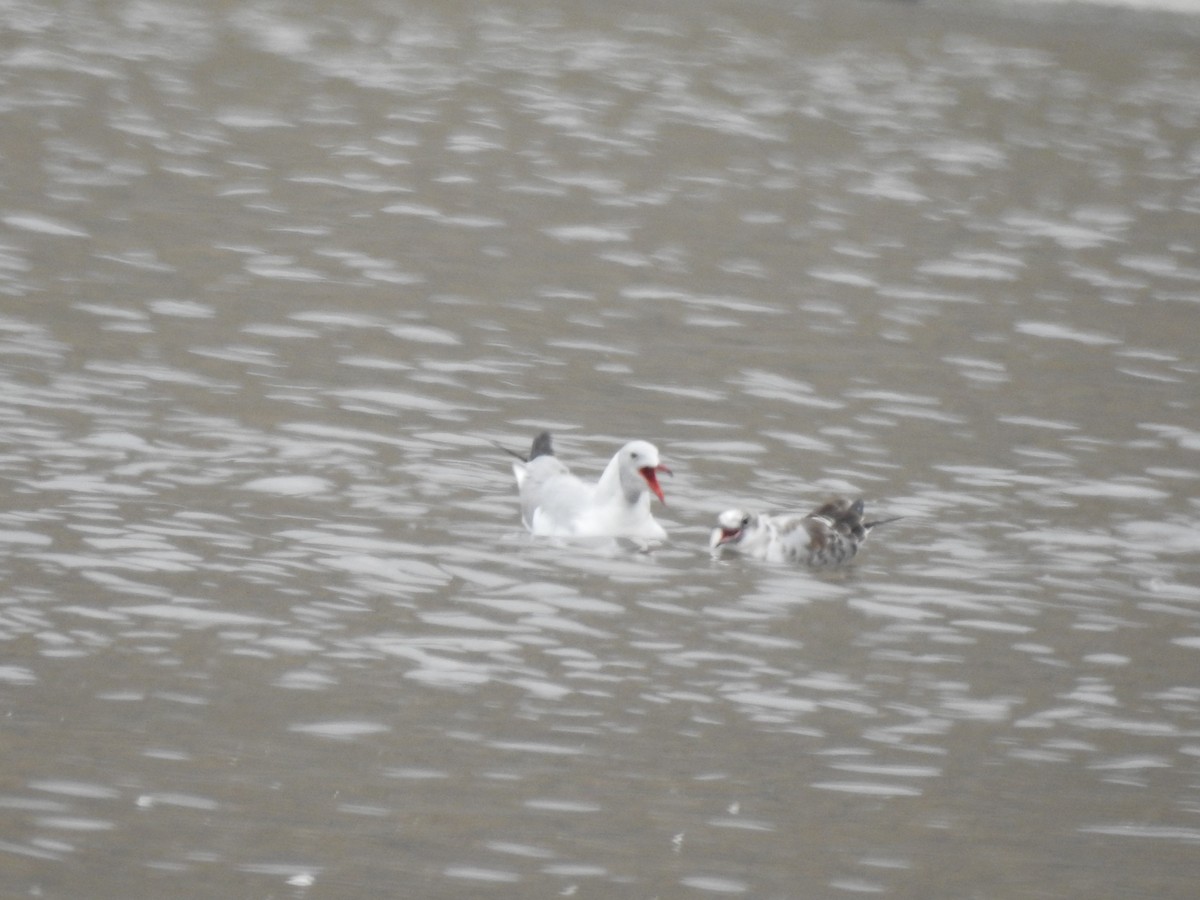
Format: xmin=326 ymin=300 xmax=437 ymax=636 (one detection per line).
xmin=710 ymin=498 xmax=900 ymax=566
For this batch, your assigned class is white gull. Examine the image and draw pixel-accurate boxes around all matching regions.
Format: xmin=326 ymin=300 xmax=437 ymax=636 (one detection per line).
xmin=508 ymin=432 xmax=670 ymax=540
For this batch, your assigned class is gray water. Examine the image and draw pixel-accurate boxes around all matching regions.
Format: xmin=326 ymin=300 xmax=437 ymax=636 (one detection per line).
xmin=2 ymin=0 xmax=1199 ymax=897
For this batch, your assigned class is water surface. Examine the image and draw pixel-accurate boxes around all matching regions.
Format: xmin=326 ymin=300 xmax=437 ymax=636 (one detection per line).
xmin=1 ymin=0 xmax=1198 ymax=897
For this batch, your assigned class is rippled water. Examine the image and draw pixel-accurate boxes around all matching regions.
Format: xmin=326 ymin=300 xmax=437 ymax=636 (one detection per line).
xmin=2 ymin=0 xmax=1199 ymax=896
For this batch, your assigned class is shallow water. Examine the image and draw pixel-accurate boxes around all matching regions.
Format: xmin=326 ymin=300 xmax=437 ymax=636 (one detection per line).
xmin=1 ymin=0 xmax=1199 ymax=897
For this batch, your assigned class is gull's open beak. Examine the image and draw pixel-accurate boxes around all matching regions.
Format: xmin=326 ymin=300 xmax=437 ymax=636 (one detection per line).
xmin=639 ymin=464 xmax=670 ymax=504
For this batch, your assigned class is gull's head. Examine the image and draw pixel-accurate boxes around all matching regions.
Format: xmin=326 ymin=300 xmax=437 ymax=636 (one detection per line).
xmin=621 ymin=440 xmax=671 ymax=504
xmin=710 ymin=509 xmax=752 ymax=550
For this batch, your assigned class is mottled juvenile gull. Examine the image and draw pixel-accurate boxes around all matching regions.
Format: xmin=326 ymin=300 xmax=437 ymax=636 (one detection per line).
xmin=710 ymin=498 xmax=899 ymax=565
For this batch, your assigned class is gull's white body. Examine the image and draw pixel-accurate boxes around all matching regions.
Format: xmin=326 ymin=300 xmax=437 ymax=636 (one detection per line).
xmin=511 ymin=433 xmax=669 ymax=541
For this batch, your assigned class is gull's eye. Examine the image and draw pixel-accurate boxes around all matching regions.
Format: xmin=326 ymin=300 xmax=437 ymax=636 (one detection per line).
xmin=741 ymin=515 xmax=751 ymax=527
xmin=630 ymin=451 xmax=639 ymax=461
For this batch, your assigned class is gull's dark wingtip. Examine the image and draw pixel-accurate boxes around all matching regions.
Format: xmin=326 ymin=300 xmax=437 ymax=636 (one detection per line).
xmin=529 ymin=431 xmax=554 ymax=460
